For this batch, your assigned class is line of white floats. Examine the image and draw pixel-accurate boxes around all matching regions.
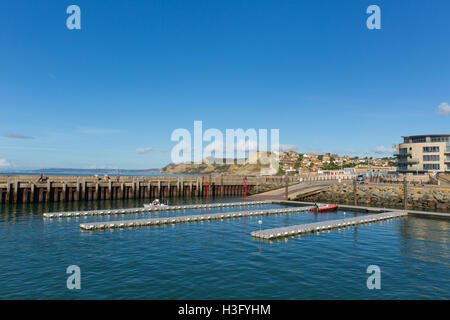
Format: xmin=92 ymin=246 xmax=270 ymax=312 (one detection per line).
xmin=43 ymin=200 xmax=271 ymax=218
xmin=79 ymin=206 xmax=312 ymax=230
xmin=250 ymin=211 xmax=407 ymax=239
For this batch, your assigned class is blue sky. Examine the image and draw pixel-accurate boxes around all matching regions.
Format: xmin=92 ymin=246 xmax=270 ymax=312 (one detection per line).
xmin=0 ymin=0 xmax=449 ymax=169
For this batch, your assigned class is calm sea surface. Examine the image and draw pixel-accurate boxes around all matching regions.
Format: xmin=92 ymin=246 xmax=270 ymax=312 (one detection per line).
xmin=0 ymin=197 xmax=449 ymax=299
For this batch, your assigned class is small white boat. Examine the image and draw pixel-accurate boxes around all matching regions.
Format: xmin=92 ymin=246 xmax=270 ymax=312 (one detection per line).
xmin=143 ymin=199 xmax=168 ymax=209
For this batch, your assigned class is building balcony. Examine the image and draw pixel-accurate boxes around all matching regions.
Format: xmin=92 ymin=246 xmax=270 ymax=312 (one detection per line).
xmin=397 ymin=158 xmax=419 ymax=165
xmin=397 ymin=165 xmax=422 ymax=172
xmin=394 ymin=152 xmax=411 ymax=157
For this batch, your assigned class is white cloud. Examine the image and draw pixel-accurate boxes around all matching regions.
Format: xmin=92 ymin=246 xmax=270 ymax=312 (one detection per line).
xmin=0 ymin=159 xmax=13 ymax=167
xmin=136 ymin=147 xmax=152 ymax=154
xmin=4 ymin=132 xmax=34 ymax=139
xmin=279 ymin=144 xmax=298 ymax=152
xmin=373 ymin=145 xmax=395 ymax=154
xmin=270 ymin=144 xmax=298 ymax=152
xmin=437 ymin=102 xmax=450 ymax=115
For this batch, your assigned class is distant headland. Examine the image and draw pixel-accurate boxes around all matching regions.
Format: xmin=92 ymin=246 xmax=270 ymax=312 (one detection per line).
xmin=0 ymin=168 xmax=161 ymax=176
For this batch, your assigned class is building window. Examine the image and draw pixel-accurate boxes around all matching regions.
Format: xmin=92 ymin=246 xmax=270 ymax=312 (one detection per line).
xmin=423 ymin=155 xmax=440 ymax=161
xmin=430 ymin=136 xmax=449 ymax=142
xmin=399 ymin=148 xmax=408 ymax=154
xmin=423 ymin=146 xmax=440 ymax=153
xmin=412 ymin=137 xmax=427 ymax=143
xmin=423 ymin=164 xmax=440 ymax=170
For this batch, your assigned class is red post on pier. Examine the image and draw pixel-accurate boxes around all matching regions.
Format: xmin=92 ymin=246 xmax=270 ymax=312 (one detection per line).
xmin=202 ymin=176 xmax=208 ymax=203
xmin=243 ymin=176 xmax=247 ymax=202
xmin=244 ymin=181 xmax=247 ymax=202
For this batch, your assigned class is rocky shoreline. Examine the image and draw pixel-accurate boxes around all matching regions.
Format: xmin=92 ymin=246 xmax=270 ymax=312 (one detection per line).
xmin=297 ymin=183 xmax=450 ymax=212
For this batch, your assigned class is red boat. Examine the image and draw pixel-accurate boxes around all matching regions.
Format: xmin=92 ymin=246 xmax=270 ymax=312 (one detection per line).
xmin=310 ymin=204 xmax=338 ymax=213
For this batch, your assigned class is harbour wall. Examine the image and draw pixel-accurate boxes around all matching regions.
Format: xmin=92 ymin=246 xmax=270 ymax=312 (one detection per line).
xmin=0 ymin=174 xmax=297 ymax=204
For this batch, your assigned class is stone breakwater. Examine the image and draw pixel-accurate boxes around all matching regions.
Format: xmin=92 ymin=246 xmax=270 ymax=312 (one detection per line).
xmin=297 ymin=183 xmax=450 ymax=211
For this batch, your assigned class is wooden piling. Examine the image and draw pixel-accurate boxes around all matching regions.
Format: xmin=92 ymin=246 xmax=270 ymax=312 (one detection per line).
xmin=76 ymin=179 xmax=80 ymax=201
xmin=94 ymin=183 xmax=99 ymax=201
xmin=13 ymin=180 xmax=19 ymax=203
xmin=108 ymin=181 xmax=112 ymax=200
xmin=22 ymin=184 xmax=28 ymax=203
xmin=30 ymin=183 xmax=35 ymax=203
xmin=62 ymin=184 xmax=67 ymax=202
xmin=82 ymin=181 xmax=87 ymax=201
xmin=38 ymin=187 xmax=44 ymax=203
xmin=5 ymin=181 xmax=10 ymax=203
xmin=158 ymin=180 xmax=161 ymax=198
xmin=136 ymin=181 xmax=140 ymax=199
xmin=53 ymin=187 xmax=58 ymax=202
xmin=68 ymin=186 xmax=73 ymax=202
xmin=46 ymin=181 xmax=51 ymax=202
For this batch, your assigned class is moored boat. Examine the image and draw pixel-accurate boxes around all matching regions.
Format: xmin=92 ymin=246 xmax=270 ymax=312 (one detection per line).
xmin=310 ymin=204 xmax=338 ymax=213
xmin=143 ymin=199 xmax=168 ymax=209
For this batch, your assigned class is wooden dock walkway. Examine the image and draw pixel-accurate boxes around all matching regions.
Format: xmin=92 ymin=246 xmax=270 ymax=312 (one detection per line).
xmin=250 ymin=211 xmax=408 ymax=240
xmin=43 ymin=200 xmax=271 ymax=218
xmin=79 ymin=206 xmax=313 ymax=230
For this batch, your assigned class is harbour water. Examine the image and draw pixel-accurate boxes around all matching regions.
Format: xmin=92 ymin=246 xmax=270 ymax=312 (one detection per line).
xmin=0 ymin=198 xmax=449 ymax=299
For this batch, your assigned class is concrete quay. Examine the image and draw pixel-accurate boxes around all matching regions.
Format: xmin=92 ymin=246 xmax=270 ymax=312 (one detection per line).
xmin=250 ymin=211 xmax=408 ymax=240
xmin=79 ymin=206 xmax=313 ymax=231
xmin=43 ymin=200 xmax=270 ymax=218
